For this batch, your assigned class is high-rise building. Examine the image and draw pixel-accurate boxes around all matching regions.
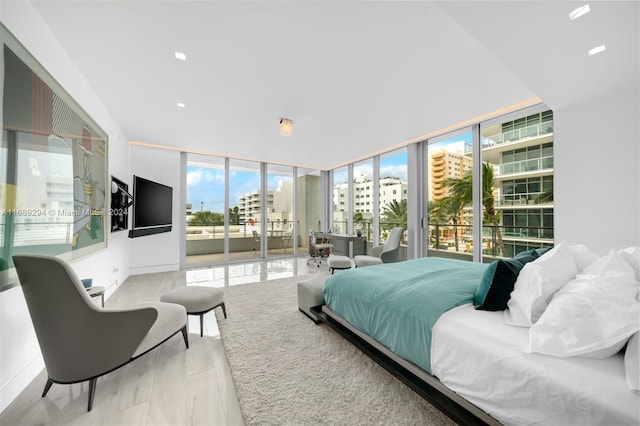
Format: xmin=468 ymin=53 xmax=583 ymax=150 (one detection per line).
xmin=428 ymin=147 xmax=473 ymax=201
xmin=238 ymin=180 xmax=293 ymax=229
xmin=480 ymin=110 xmax=554 ymax=257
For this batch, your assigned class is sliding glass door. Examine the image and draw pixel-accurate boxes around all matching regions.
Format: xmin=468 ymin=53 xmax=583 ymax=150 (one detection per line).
xmin=229 ymin=159 xmax=261 ymax=261
xmin=379 ymin=149 xmax=408 ymax=260
xmin=331 ymin=166 xmax=348 ymax=234
xmin=425 ymin=129 xmax=474 ymax=261
xmin=185 ymin=154 xmax=226 ymax=264
xmin=267 ymin=164 xmax=294 ymax=256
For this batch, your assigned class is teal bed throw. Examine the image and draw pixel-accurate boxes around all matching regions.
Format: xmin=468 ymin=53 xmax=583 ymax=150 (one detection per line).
xmin=323 ymin=257 xmax=488 ymax=373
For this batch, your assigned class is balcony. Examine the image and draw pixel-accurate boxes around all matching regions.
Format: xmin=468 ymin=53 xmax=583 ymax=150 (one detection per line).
xmin=495 ymin=191 xmax=553 ymax=207
xmin=185 ymin=220 xmax=298 ymax=263
xmin=497 ymin=156 xmax=553 ymax=177
xmin=464 ymin=120 xmax=554 ymax=154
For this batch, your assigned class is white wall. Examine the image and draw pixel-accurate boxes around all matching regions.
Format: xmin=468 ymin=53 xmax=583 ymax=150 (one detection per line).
xmin=129 ymin=145 xmax=182 ymax=274
xmin=554 ymin=88 xmax=640 ymax=254
xmin=2 ymin=0 xmax=638 ymax=415
xmin=0 ymin=2 xmax=131 ymax=412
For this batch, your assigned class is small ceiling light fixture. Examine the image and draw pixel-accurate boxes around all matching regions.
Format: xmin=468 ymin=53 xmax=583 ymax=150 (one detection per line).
xmin=177 ymin=102 xmax=186 ymax=108
xmin=175 ymin=51 xmax=187 ymax=61
xmin=588 ymin=44 xmax=607 ymax=56
xmin=569 ymin=4 xmax=590 ymax=20
xmin=279 ymin=118 xmax=293 ymax=136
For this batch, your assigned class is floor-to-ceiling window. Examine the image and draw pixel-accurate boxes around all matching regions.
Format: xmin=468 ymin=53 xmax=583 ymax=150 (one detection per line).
xmin=379 ymin=149 xmax=408 ymax=260
xmin=352 ymin=159 xmax=374 ymax=240
xmin=425 ymin=129 xmax=474 ymax=261
xmin=267 ymin=164 xmax=294 ymax=256
xmin=185 ymin=154 xmax=226 ymax=264
xmin=184 ymin=155 xmax=325 ymax=265
xmin=332 ymin=166 xmax=348 ymax=234
xmin=229 ymin=159 xmax=261 ymax=261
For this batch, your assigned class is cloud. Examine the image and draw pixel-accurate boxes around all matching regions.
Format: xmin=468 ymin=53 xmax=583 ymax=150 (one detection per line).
xmin=204 ymin=170 xmax=225 ymax=183
xmin=187 ymin=170 xmax=201 ymax=186
xmin=380 ymin=164 xmax=407 ymax=180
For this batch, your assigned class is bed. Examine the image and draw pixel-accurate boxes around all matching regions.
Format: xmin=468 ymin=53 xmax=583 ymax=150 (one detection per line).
xmin=317 ymin=255 xmax=640 ymax=426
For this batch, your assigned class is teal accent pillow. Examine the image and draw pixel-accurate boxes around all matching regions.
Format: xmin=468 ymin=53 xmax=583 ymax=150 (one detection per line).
xmin=534 ymin=246 xmax=553 ymax=257
xmin=474 ymin=254 xmax=538 ymax=311
xmin=515 ymin=248 xmax=539 ymax=259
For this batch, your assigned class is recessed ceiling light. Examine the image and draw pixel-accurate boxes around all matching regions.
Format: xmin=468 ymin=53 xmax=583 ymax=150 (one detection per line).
xmin=588 ymin=45 xmax=606 ymax=56
xmin=175 ymin=51 xmax=186 ymax=61
xmin=177 ymin=102 xmax=186 ymax=108
xmin=569 ymin=4 xmax=590 ymax=20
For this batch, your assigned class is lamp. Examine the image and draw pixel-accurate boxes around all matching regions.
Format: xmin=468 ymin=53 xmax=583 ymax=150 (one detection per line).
xmin=279 ymin=118 xmax=293 ymax=136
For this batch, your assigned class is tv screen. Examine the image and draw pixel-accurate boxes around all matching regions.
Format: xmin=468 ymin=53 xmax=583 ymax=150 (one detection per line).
xmin=132 ymin=176 xmax=173 ymax=229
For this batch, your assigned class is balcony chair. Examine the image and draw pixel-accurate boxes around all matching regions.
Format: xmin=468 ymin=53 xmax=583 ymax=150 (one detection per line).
xmin=354 ymin=226 xmax=403 ymax=267
xmin=252 ymin=230 xmax=270 ymax=254
xmin=12 ymin=254 xmax=189 ymax=412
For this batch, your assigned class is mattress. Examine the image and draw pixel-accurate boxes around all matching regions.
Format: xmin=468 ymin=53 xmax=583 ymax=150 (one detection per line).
xmin=431 ymin=304 xmax=640 ymax=426
xmin=324 ymin=257 xmax=488 ymax=373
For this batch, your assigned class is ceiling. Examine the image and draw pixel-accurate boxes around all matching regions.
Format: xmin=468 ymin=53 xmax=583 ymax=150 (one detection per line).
xmin=28 ymin=1 xmax=639 ymax=170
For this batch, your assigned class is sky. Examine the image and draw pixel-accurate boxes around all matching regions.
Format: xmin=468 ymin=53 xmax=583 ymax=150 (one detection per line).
xmin=187 ymin=135 xmax=471 ymax=214
xmin=187 ymin=166 xmax=292 ymax=213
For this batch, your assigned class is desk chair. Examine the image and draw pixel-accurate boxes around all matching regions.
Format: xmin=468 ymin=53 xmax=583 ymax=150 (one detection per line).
xmin=308 ymin=230 xmax=333 ymax=267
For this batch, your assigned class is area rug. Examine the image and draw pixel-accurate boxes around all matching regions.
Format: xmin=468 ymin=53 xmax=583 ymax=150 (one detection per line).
xmin=215 ymin=275 xmax=454 ymax=426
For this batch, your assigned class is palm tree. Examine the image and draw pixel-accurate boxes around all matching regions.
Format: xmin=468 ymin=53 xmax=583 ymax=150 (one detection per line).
xmin=353 ymin=212 xmax=366 ymax=236
xmin=535 ymin=187 xmax=553 ymax=204
xmin=381 ymin=199 xmax=407 ymax=242
xmin=228 ymin=206 xmax=240 ymax=225
xmin=440 ymin=195 xmax=467 ymax=252
xmin=427 ymin=200 xmax=449 ymax=225
xmin=444 ymin=162 xmax=507 ymax=256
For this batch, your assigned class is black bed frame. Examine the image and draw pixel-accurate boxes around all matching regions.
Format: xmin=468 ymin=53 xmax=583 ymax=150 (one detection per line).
xmin=310 ymin=305 xmax=501 ymax=426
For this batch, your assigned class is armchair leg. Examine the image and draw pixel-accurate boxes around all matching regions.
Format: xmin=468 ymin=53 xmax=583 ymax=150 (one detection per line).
xmin=220 ymin=302 xmax=227 ymax=318
xmin=181 ymin=325 xmax=189 ymax=349
xmin=42 ymin=377 xmax=53 ymax=397
xmin=87 ymin=378 xmax=97 ymax=411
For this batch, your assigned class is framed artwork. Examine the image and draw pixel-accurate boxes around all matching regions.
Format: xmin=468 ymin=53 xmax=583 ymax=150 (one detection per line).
xmin=1 ymin=24 xmax=108 ymax=291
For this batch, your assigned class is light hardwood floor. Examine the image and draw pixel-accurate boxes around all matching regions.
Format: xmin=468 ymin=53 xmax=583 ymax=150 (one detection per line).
xmin=0 ymin=256 xmax=326 ymax=426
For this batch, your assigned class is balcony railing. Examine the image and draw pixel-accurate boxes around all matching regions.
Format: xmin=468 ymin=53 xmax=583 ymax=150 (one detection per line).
xmin=498 ymin=156 xmax=553 ymax=176
xmin=428 ymin=223 xmax=553 ymax=259
xmin=186 ymin=220 xmax=296 ymax=240
xmin=495 ymin=191 xmax=553 ymax=206
xmin=464 ymin=120 xmax=554 ymax=153
xmin=333 ymin=220 xmax=406 ymax=244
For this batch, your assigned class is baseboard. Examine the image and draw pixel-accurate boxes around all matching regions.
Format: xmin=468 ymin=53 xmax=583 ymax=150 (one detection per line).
xmin=0 ymin=354 xmax=44 ymax=413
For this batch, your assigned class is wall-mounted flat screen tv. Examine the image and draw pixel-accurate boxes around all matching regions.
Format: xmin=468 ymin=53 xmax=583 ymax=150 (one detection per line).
xmin=129 ymin=175 xmax=173 ymax=238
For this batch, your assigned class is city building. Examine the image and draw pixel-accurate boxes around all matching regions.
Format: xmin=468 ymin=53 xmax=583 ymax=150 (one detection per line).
xmin=480 ymin=110 xmax=554 ymax=257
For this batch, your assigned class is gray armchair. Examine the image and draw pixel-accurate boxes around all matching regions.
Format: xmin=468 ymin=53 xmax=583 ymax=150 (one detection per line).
xmin=12 ymin=254 xmax=189 ymax=411
xmin=354 ymin=226 xmax=403 ymax=267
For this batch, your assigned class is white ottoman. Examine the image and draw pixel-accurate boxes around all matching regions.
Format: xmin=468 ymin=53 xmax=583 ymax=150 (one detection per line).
xmin=327 ymin=254 xmax=352 ymax=274
xmin=297 ymin=272 xmax=330 ymax=323
xmin=160 ymin=286 xmax=225 ymax=337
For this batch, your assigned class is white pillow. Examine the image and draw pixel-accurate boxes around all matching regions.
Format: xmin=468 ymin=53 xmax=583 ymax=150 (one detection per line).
xmin=625 ymin=331 xmax=639 ymax=392
xmin=618 ymin=246 xmax=640 ymax=282
xmin=505 ymin=243 xmax=578 ymax=327
xmin=567 ymin=243 xmax=600 ymax=272
xmin=526 ymin=251 xmax=640 ymax=359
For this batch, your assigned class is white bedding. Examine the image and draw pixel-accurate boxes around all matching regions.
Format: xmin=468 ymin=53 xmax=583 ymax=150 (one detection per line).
xmin=431 ymin=304 xmax=640 ymax=426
